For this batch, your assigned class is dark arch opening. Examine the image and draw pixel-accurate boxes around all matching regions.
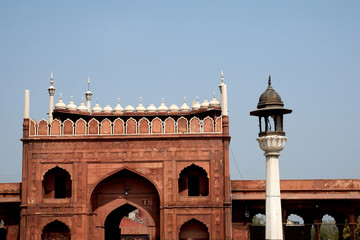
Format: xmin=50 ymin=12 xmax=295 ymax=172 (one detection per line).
xmin=178 ymin=164 xmax=209 ymax=197
xmin=179 ymin=218 xmax=209 ymax=240
xmin=41 ymin=220 xmax=70 ymax=240
xmin=43 ymin=167 xmax=72 ymax=199
xmin=105 ymin=204 xmax=137 ymax=240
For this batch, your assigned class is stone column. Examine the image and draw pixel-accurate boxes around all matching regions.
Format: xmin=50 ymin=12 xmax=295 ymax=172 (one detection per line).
xmin=314 ymin=215 xmax=321 ymax=240
xmin=257 ymin=135 xmax=287 ymax=240
xmin=348 ymin=213 xmax=357 ymax=240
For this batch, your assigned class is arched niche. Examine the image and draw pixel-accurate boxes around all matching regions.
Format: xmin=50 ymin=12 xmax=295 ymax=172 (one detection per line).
xmin=164 ymin=117 xmax=175 ymax=133
xmin=179 ymin=218 xmax=209 ymax=240
xmin=29 ymin=119 xmax=38 ymax=135
xmin=75 ymin=118 xmax=87 ymax=135
xmin=113 ymin=118 xmax=124 ymax=134
xmin=38 ymin=119 xmax=49 ymax=136
xmin=101 ymin=118 xmax=112 ymax=135
xmin=50 ymin=119 xmax=61 ymax=135
xmin=178 ymin=164 xmax=209 ymax=197
xmin=43 ymin=167 xmax=72 ymax=199
xmin=62 ymin=119 xmax=74 ymax=135
xmin=41 ymin=220 xmax=70 ymax=240
xmin=138 ymin=118 xmax=150 ymax=134
xmin=126 ymin=118 xmax=137 ymax=134
xmin=151 ymin=118 xmax=162 ymax=134
xmin=88 ymin=118 xmax=100 ymax=135
xmin=177 ymin=117 xmax=188 ymax=133
xmin=189 ymin=117 xmax=201 ymax=133
xmin=203 ymin=116 xmax=214 ymax=133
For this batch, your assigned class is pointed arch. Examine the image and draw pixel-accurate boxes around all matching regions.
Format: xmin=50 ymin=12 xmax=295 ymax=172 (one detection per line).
xmin=41 ymin=220 xmax=70 ymax=240
xmin=75 ymin=118 xmax=87 ymax=135
xmin=62 ymin=119 xmax=74 ymax=135
xmin=126 ymin=118 xmax=137 ymax=134
xmin=113 ymin=118 xmax=124 ymax=135
xmin=38 ymin=119 xmax=49 ymax=136
xmin=164 ymin=117 xmax=175 ymax=133
xmin=179 ymin=218 xmax=209 ymax=240
xmin=43 ymin=166 xmax=72 ymax=199
xmin=88 ymin=118 xmax=100 ymax=135
xmin=190 ymin=117 xmax=201 ymax=133
xmin=215 ymin=116 xmax=222 ymax=133
xmin=50 ymin=119 xmax=61 ymax=135
xmin=138 ymin=117 xmax=150 ymax=134
xmin=151 ymin=117 xmax=162 ymax=134
xmin=29 ymin=119 xmax=38 ymax=136
xmin=178 ymin=164 xmax=209 ymax=197
xmin=177 ymin=117 xmax=188 ymax=133
xmin=203 ymin=116 xmax=214 ymax=133
xmin=90 ymin=167 xmax=161 ymax=209
xmin=101 ymin=118 xmax=112 ymax=135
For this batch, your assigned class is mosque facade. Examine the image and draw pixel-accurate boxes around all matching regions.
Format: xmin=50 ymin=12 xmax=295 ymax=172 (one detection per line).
xmin=0 ymin=73 xmax=359 ymax=240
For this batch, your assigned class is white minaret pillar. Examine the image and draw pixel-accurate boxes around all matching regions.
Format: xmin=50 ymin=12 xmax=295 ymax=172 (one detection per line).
xmin=218 ymin=70 xmax=228 ymax=116
xmin=24 ymin=90 xmax=30 ymax=119
xmin=257 ymin=135 xmax=287 ymax=240
xmin=47 ymin=72 xmax=56 ymax=122
xmin=85 ymin=76 xmax=93 ymax=112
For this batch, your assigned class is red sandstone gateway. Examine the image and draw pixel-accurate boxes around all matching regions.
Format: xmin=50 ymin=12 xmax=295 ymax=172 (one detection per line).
xmin=0 ymin=73 xmax=359 ymax=240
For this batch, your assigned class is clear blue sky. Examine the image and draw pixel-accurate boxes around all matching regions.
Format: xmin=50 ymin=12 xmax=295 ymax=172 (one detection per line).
xmin=0 ymin=1 xmax=359 ymax=182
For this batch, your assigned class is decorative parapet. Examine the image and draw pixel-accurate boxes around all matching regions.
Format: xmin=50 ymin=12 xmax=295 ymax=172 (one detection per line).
xmin=28 ymin=115 xmax=223 ymax=136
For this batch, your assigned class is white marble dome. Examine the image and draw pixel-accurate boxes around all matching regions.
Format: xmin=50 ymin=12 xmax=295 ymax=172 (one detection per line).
xmin=66 ymin=96 xmax=77 ymax=111
xmin=77 ymin=98 xmax=88 ymax=112
xmin=146 ymin=104 xmax=157 ymax=113
xmin=136 ymin=97 xmax=146 ymax=113
xmin=113 ymin=98 xmax=124 ymax=114
xmin=200 ymin=99 xmax=209 ymax=109
xmin=169 ymin=104 xmax=179 ymax=113
xmin=55 ymin=94 xmax=66 ymax=109
xmin=124 ymin=105 xmax=135 ymax=113
xmin=209 ymin=92 xmax=220 ymax=107
xmin=103 ymin=105 xmax=113 ymax=113
xmin=158 ymin=98 xmax=168 ymax=113
xmin=92 ymin=103 xmax=102 ymax=113
xmin=180 ymin=97 xmax=190 ymax=112
xmin=192 ymin=97 xmax=201 ymax=111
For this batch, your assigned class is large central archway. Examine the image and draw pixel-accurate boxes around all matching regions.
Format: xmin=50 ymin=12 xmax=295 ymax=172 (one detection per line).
xmin=91 ymin=169 xmax=160 ymax=240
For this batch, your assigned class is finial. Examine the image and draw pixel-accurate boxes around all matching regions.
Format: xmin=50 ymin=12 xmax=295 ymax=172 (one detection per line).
xmin=221 ymin=70 xmax=224 ymax=83
xmin=70 ymin=96 xmax=73 ymax=101
xmin=50 ymin=72 xmax=54 ymax=86
xmin=118 ymin=97 xmax=120 ymax=104
xmin=60 ymin=93 xmax=62 ymax=99
xmin=196 ymin=96 xmax=199 ymax=102
xmin=184 ymin=96 xmax=186 ymax=103
xmin=96 ymin=97 xmax=99 ymax=103
xmin=140 ymin=96 xmax=142 ymax=104
xmin=213 ymin=92 xmax=216 ymax=98
xmin=81 ymin=96 xmax=84 ymax=103
xmin=162 ymin=97 xmax=164 ymax=103
xmin=268 ymin=75 xmax=271 ymax=86
xmin=88 ymin=76 xmax=90 ymax=91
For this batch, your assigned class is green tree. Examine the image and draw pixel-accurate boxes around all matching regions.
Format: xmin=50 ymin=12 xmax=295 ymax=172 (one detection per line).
xmin=252 ymin=214 xmax=265 ymax=226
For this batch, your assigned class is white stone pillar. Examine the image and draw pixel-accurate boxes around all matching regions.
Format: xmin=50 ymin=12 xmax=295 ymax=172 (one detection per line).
xmin=218 ymin=70 xmax=228 ymax=116
xmin=24 ymin=90 xmax=30 ymax=119
xmin=47 ymin=72 xmax=56 ymax=122
xmin=85 ymin=77 xmax=92 ymax=112
xmin=257 ymin=135 xmax=287 ymax=240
